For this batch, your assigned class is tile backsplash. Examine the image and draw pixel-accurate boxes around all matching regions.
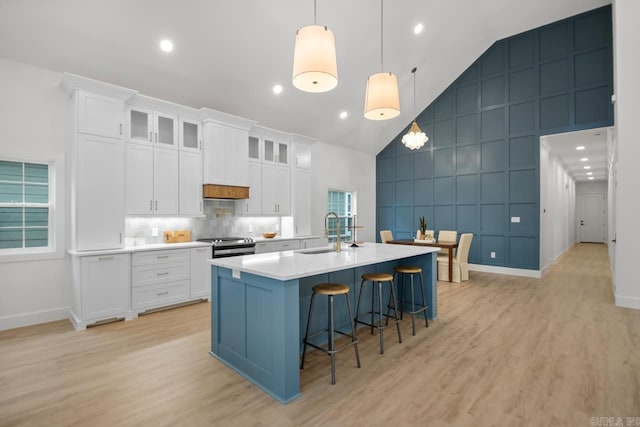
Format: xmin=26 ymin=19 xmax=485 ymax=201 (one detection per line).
xmin=125 ymin=200 xmax=288 ymax=246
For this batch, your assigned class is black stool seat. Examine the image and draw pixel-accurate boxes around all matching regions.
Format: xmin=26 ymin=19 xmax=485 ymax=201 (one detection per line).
xmin=301 ymin=283 xmax=360 ymax=385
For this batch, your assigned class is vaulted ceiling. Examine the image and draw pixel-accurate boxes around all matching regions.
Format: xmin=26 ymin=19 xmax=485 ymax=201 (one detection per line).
xmin=0 ymin=0 xmax=610 ymax=155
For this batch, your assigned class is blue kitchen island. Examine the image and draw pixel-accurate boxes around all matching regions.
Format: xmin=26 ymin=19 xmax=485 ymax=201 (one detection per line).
xmin=208 ymin=243 xmax=439 ymax=403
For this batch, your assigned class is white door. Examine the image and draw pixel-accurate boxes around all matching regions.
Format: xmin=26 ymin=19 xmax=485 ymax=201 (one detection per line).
xmin=125 ymin=143 xmax=154 ymax=214
xmin=580 ymin=193 xmax=605 ymax=243
xmin=179 ymin=151 xmax=203 ymax=215
xmin=190 ymin=247 xmax=211 ymax=299
xmin=76 ymin=134 xmax=124 ymax=250
xmin=154 ymin=147 xmax=180 ymax=214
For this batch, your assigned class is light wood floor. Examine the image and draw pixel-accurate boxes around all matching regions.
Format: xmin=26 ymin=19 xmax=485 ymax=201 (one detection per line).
xmin=1 ymin=243 xmax=639 ymax=426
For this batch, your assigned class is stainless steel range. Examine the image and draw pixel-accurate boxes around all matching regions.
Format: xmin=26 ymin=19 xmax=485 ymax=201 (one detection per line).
xmin=196 ymin=237 xmax=256 ymax=258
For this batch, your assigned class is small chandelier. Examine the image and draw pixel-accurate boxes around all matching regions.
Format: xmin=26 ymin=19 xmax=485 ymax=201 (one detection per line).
xmin=402 ymin=67 xmax=428 ymax=150
xmin=292 ymin=0 xmax=338 ymax=93
xmin=364 ymin=0 xmax=400 ymax=120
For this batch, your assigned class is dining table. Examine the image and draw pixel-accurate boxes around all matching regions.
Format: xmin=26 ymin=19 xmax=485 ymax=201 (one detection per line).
xmin=387 ymin=240 xmax=459 ymax=282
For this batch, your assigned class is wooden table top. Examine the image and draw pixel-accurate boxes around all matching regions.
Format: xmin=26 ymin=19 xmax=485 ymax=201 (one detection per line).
xmin=388 ymin=239 xmax=458 ymax=249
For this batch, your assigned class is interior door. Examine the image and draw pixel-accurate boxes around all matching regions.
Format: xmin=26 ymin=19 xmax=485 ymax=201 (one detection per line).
xmin=580 ymin=193 xmax=605 ymax=243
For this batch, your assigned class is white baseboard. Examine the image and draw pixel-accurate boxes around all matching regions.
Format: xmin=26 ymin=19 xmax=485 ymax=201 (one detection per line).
xmin=0 ymin=307 xmax=69 ymax=331
xmin=615 ymin=294 xmax=640 ymax=310
xmin=468 ymin=264 xmax=542 ymax=278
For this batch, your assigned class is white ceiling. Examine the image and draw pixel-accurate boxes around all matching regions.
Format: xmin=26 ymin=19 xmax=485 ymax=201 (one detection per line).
xmin=542 ymin=127 xmax=609 ymax=182
xmin=0 ymin=0 xmax=611 ymax=155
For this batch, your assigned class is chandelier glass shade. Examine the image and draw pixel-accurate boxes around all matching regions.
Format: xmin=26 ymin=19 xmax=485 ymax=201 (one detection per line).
xmin=402 ymin=66 xmax=428 ymax=150
xmin=402 ymin=120 xmax=428 ymax=150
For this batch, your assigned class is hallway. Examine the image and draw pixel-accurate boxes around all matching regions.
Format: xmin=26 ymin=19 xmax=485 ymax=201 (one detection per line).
xmin=0 ymin=244 xmax=638 ymax=426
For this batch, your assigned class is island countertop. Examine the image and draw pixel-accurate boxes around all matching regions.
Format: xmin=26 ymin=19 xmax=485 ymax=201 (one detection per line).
xmin=208 ymin=242 xmax=439 ymax=281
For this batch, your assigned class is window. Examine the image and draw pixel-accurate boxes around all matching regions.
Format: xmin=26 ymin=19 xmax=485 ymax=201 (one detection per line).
xmin=0 ymin=160 xmax=52 ymax=252
xmin=327 ymin=190 xmax=355 ymax=243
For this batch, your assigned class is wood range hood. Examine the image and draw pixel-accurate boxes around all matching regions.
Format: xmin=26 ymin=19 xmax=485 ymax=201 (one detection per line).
xmin=202 ymin=184 xmax=249 ymax=200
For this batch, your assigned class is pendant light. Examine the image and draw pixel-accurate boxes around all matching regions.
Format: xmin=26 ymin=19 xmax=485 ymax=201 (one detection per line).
xmin=364 ymin=0 xmax=400 ymax=120
xmin=402 ymin=67 xmax=428 ymax=150
xmin=292 ymin=0 xmax=338 ymax=93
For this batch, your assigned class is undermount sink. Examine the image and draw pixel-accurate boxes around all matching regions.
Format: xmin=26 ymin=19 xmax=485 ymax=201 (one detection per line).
xmin=299 ymin=248 xmax=337 ymax=254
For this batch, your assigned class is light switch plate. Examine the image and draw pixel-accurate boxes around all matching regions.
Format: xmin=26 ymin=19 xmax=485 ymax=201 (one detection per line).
xmin=151 ymin=227 xmax=158 ymax=237
xmin=511 ymin=217 xmax=521 ymax=223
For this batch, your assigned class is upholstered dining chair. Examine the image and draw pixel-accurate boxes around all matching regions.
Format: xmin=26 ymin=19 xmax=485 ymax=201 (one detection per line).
xmin=380 ymin=230 xmax=393 ymax=243
xmin=437 ymin=230 xmax=457 ymax=256
xmin=437 ymin=233 xmax=473 ymax=282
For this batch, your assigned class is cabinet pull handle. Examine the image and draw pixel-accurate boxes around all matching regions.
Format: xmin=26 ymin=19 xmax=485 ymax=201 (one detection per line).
xmin=157 ymin=291 xmax=169 ymax=296
xmin=157 ymin=272 xmax=169 ymax=276
xmin=119 ymin=232 xmax=122 ymax=244
xmin=157 ymin=255 xmax=169 ymax=259
xmin=155 ymin=132 xmax=158 ymax=143
xmin=200 ymin=201 xmax=203 ymax=212
xmin=149 ymin=131 xmax=153 ymax=142
xmin=155 ymin=200 xmax=158 ymax=211
xmin=150 ymin=200 xmax=153 ymax=211
xmin=119 ymin=123 xmax=122 ymax=136
xmin=98 ymin=256 xmax=114 ymax=261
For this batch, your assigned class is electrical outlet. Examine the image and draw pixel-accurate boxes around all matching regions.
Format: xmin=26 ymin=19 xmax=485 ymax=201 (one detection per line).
xmin=151 ymin=227 xmax=158 ymax=237
xmin=275 ymin=223 xmax=280 ymax=231
xmin=511 ymin=216 xmax=521 ymax=223
xmin=490 ymin=251 xmax=496 ymax=259
xmin=248 ymin=225 xmax=254 ymax=233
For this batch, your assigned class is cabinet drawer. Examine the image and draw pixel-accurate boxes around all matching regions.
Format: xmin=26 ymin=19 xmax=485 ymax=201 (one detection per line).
xmin=132 ymin=280 xmax=190 ymax=310
xmin=132 ymin=249 xmax=188 ymax=266
xmin=255 ymin=240 xmax=301 ymax=254
xmin=132 ymin=262 xmax=189 ymax=287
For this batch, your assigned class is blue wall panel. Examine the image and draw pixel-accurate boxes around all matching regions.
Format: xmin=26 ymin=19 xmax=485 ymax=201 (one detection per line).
xmin=376 ymin=6 xmax=613 ymax=271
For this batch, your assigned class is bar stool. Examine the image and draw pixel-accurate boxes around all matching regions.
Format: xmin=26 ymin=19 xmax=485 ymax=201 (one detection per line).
xmin=354 ymin=273 xmax=402 ymax=354
xmin=393 ymin=266 xmax=429 ymax=336
xmin=300 ymin=283 xmax=361 ymax=385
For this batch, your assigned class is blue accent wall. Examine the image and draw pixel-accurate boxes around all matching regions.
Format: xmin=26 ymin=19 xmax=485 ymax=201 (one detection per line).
xmin=376 ymin=6 xmax=613 ymax=270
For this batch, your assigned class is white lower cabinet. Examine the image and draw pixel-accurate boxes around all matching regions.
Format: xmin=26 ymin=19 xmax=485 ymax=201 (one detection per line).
xmin=255 ymin=239 xmax=301 ymax=254
xmin=70 ymin=253 xmax=131 ymax=330
xmin=301 ymin=238 xmax=325 ymax=249
xmin=132 ymin=249 xmax=190 ymax=311
xmin=190 ymin=247 xmax=211 ymax=299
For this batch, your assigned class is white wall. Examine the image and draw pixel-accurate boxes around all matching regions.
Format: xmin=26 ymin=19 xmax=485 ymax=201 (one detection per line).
xmin=612 ymin=0 xmax=640 ymax=309
xmin=0 ymin=58 xmax=72 ymax=329
xmin=575 ymin=181 xmax=608 ymax=242
xmin=539 ymin=141 xmax=577 ymax=274
xmin=310 ymin=141 xmax=376 ymax=243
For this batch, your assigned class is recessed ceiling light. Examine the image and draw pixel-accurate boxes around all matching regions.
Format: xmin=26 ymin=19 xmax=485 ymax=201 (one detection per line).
xmin=160 ymin=39 xmax=173 ymax=52
xmin=273 ymin=84 xmax=283 ymax=94
xmin=414 ymin=23 xmax=424 ymax=34
xmin=576 ymin=146 xmax=585 ymax=150
xmin=580 ymin=157 xmax=589 ymax=162
xmin=588 ymin=177 xmax=595 ymax=180
xmin=339 ymin=111 xmax=348 ymax=119
xmin=587 ymin=172 xmax=593 ymax=175
xmin=584 ymin=165 xmax=591 ymax=169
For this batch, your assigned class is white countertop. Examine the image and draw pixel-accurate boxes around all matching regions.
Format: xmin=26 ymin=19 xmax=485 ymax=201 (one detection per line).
xmin=68 ymin=241 xmax=212 ymax=256
xmin=252 ymin=235 xmax=322 ymax=243
xmin=209 ymin=242 xmax=439 ymax=281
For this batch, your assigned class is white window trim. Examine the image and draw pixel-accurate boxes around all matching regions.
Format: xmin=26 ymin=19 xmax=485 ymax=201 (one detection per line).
xmin=0 ymin=154 xmax=65 ymax=263
xmin=326 ymin=188 xmax=357 ymax=243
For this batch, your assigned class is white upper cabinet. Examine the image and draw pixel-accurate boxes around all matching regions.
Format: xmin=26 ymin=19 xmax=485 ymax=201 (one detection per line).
xmin=291 ymin=137 xmax=313 ymax=169
xmin=77 ymin=91 xmax=124 ymax=139
xmin=179 ymin=118 xmax=202 ymax=153
xmin=126 ymin=107 xmax=179 ymax=149
xmin=124 ymin=144 xmax=179 ymax=215
xmin=75 ymin=134 xmax=125 ymax=250
xmin=179 ymin=151 xmax=203 ymax=215
xmin=292 ymin=168 xmax=312 ymax=235
xmin=202 ymin=121 xmax=249 ymax=187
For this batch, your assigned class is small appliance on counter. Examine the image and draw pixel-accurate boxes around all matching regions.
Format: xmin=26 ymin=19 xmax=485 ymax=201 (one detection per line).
xmin=164 ymin=230 xmax=192 ymax=243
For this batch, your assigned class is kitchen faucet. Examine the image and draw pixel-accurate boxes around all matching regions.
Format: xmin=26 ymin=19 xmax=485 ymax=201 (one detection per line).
xmin=324 ymin=212 xmax=341 ymax=252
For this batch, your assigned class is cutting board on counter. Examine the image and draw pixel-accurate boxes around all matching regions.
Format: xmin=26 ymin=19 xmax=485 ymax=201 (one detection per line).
xmin=163 ymin=230 xmax=192 ymax=243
